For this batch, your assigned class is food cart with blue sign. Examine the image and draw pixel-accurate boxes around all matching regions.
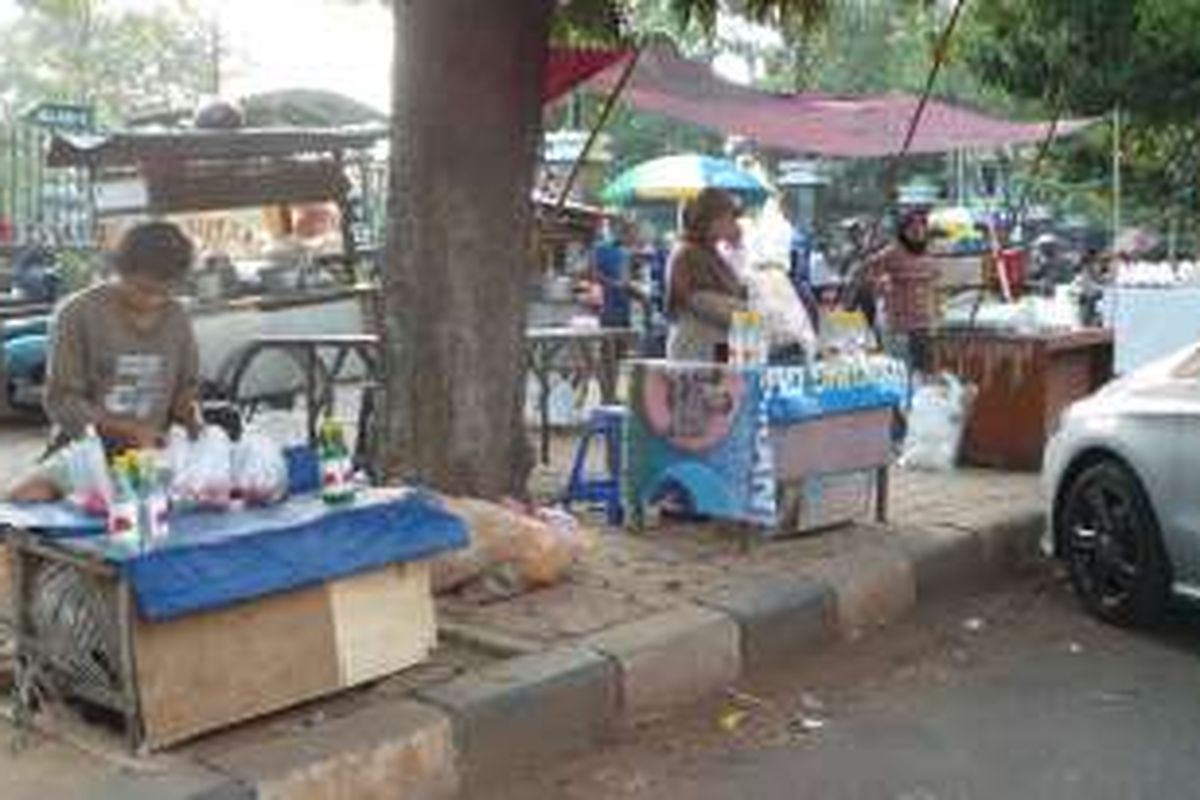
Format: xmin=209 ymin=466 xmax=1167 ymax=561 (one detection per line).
xmin=623 ymin=357 xmax=907 ymax=534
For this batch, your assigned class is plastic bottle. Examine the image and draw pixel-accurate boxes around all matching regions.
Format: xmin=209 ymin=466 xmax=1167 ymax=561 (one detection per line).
xmin=107 ymin=453 xmax=142 ymax=547
xmin=319 ymin=419 xmax=356 ymax=504
xmin=139 ymin=450 xmax=171 ymax=543
xmin=746 ymin=311 xmax=766 ymax=365
xmin=728 ymin=311 xmax=747 ymax=366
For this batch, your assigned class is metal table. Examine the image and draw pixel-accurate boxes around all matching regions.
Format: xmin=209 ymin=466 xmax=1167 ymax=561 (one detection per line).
xmin=216 ymin=333 xmax=381 ymax=444
xmin=214 ymin=327 xmax=637 ymax=465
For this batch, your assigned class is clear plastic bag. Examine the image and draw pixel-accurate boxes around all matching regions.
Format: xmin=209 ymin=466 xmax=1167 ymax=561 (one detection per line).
xmin=745 ymin=267 xmax=817 ymax=355
xmin=171 ymin=426 xmax=233 ymax=510
xmin=231 ymin=431 xmax=289 ymax=506
xmin=899 ymin=373 xmax=975 ymax=471
xmin=56 ymin=429 xmax=114 ymax=516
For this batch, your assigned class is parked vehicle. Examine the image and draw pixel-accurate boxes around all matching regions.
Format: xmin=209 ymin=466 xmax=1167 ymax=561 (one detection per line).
xmin=1045 ymin=342 xmax=1200 ymax=624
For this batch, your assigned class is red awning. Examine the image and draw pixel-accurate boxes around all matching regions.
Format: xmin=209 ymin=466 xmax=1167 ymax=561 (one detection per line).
xmin=584 ymin=45 xmax=1095 ymax=158
xmin=543 ymin=47 xmax=633 ymax=105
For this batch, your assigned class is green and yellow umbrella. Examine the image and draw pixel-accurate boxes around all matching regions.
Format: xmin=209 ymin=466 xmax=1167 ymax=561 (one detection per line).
xmin=602 ymin=153 xmax=770 ymax=206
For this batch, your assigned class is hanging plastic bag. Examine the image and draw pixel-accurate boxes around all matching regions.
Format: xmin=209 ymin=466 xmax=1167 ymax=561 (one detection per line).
xmin=899 ymin=373 xmax=974 ymax=471
xmin=172 ymin=425 xmax=233 ymax=510
xmin=165 ymin=426 xmax=191 ymax=479
xmin=744 ymin=267 xmax=817 ymax=357
xmin=231 ymin=431 xmax=289 ymax=506
xmin=55 ymin=427 xmax=114 ymax=516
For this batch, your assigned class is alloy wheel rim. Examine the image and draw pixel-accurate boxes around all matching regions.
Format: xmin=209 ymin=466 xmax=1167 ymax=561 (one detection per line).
xmin=1067 ymin=479 xmax=1140 ymax=608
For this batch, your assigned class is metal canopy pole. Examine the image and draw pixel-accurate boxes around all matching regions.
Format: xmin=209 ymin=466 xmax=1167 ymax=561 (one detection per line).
xmin=554 ymin=47 xmax=641 ymax=212
xmin=1111 ymin=105 xmax=1122 ymax=249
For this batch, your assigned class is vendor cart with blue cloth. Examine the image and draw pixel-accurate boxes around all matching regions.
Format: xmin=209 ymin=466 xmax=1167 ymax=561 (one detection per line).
xmin=1 ymin=476 xmax=466 ymax=752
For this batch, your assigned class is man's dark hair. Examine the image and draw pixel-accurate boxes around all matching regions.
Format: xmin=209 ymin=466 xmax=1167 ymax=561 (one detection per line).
xmin=113 ymin=221 xmax=194 ymax=283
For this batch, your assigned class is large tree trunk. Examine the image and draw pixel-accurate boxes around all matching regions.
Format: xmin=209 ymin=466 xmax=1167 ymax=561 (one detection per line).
xmin=381 ymin=0 xmax=553 ymax=497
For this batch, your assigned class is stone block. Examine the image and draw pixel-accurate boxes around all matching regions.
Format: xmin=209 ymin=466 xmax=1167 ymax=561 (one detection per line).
xmin=894 ymin=525 xmax=988 ymax=600
xmin=809 ymin=545 xmax=916 ymax=636
xmin=699 ymin=576 xmax=834 ymax=673
xmin=416 ymin=647 xmax=617 ymax=788
xmin=583 ymin=605 xmax=740 ymax=714
xmin=82 ymin=762 xmax=251 ymax=800
xmin=976 ymin=510 xmax=1046 ymax=571
xmin=197 ymin=699 xmax=457 ymax=800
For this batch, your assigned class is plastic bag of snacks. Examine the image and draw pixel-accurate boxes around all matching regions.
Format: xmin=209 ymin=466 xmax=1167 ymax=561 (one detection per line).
xmin=56 ymin=426 xmax=114 ymax=516
xmin=171 ymin=426 xmax=233 ymax=510
xmin=231 ymin=431 xmax=289 ymax=506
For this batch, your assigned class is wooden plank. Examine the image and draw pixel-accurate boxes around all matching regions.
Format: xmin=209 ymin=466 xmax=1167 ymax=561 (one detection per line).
xmin=134 ymin=581 xmax=339 ymax=750
xmin=133 ymin=564 xmax=438 ymax=750
xmin=329 ymin=563 xmax=436 ymax=686
xmin=770 ymin=408 xmax=893 ymax=483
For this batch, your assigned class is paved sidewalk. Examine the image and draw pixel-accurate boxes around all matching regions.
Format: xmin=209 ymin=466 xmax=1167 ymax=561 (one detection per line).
xmin=439 ymin=467 xmax=1041 ymax=647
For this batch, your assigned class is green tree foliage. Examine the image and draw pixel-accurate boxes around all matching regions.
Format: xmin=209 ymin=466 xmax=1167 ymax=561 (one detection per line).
xmin=967 ymin=0 xmax=1200 ymax=122
xmin=0 ymin=0 xmax=214 ymax=125
xmin=966 ymin=0 xmax=1200 ymax=249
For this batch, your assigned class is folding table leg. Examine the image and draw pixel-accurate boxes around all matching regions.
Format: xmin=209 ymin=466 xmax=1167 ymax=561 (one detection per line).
xmin=876 ymin=466 xmax=890 ymax=524
xmin=9 ymin=535 xmax=33 ymax=750
xmin=117 ymin=582 xmax=145 ymax=754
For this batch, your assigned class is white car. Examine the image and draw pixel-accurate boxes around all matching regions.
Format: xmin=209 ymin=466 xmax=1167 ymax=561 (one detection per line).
xmin=1044 ymin=341 xmax=1200 ymax=624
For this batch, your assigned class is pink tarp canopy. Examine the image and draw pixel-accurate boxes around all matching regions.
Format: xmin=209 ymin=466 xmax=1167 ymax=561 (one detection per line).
xmin=544 ymin=47 xmax=633 ymax=105
xmin=574 ymin=45 xmax=1095 ymax=158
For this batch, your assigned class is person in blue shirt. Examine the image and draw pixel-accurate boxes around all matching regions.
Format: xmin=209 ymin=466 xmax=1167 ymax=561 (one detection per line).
xmin=591 ymin=217 xmax=646 ymax=328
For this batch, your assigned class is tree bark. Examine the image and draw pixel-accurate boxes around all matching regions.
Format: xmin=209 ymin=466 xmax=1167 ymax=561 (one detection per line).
xmin=382 ymin=0 xmax=553 ymax=497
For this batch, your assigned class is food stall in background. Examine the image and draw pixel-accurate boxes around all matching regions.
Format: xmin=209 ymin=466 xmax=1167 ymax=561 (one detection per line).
xmin=927 ymin=230 xmax=1112 ymax=470
xmin=32 ymin=126 xmax=389 ymax=415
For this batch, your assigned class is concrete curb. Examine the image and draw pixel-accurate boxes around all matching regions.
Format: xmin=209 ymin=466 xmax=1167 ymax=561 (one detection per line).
xmin=85 ymin=761 xmax=253 ymax=800
xmin=698 ymin=575 xmax=835 ymax=675
xmin=415 ymin=647 xmax=618 ymax=793
xmin=190 ymin=698 xmax=458 ymax=800
xmin=581 ymin=605 xmax=741 ymax=717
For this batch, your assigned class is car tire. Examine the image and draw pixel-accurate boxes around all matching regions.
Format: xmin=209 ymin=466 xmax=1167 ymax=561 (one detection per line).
xmin=1059 ymin=460 xmax=1170 ymax=626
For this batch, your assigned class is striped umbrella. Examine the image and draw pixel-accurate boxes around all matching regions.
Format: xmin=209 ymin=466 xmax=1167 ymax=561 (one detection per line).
xmin=602 ymin=154 xmax=770 ymax=206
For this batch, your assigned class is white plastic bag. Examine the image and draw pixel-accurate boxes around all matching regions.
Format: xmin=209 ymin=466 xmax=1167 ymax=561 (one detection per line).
xmin=166 ymin=426 xmax=191 ymax=480
xmin=171 ymin=426 xmax=233 ymax=510
xmin=231 ymin=431 xmax=288 ymax=506
xmin=899 ymin=373 xmax=974 ymax=471
xmin=745 ymin=266 xmax=817 ymax=355
xmin=56 ymin=431 xmax=114 ymax=516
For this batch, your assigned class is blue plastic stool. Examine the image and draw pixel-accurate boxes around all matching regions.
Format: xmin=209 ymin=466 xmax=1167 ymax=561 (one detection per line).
xmin=563 ymin=405 xmax=628 ymax=526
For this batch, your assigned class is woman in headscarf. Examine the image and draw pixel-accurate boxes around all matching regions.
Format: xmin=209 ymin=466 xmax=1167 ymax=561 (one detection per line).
xmin=665 ymin=188 xmax=748 ymax=362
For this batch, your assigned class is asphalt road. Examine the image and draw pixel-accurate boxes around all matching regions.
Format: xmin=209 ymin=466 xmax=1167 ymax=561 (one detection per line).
xmin=496 ymin=568 xmax=1200 ymax=800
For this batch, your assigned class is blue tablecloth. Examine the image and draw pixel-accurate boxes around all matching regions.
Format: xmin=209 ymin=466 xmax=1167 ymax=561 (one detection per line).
xmin=0 ymin=489 xmax=468 ymax=623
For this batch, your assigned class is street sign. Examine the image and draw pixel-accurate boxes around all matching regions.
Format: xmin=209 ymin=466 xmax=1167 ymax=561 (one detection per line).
xmin=24 ymin=102 xmax=94 ymax=132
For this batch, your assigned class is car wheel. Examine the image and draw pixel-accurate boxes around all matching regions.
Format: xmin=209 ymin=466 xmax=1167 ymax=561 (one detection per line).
xmin=1059 ymin=460 xmax=1170 ymax=625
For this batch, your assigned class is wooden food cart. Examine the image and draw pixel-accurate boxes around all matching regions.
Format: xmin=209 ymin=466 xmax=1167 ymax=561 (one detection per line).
xmin=924 ymin=327 xmax=1113 ymax=470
